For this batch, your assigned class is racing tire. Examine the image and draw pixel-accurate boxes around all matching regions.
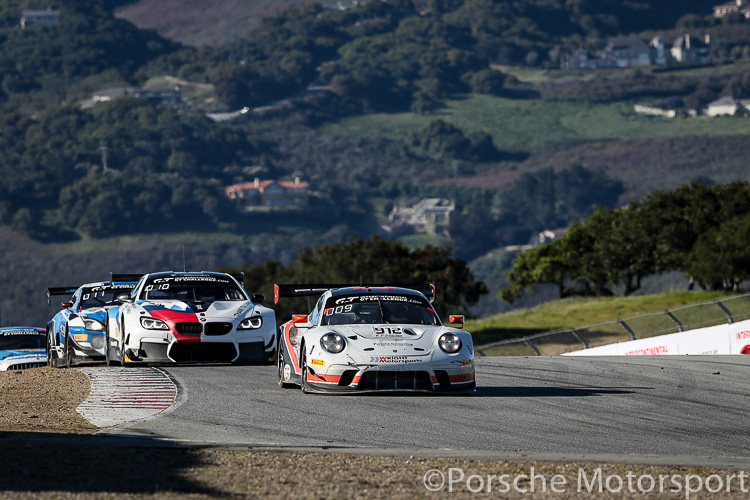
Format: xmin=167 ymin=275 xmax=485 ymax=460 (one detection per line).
xmin=277 ymin=339 xmax=294 ymax=389
xmin=105 ymin=324 xmax=120 ymax=367
xmin=119 ymin=320 xmax=132 ymax=367
xmin=46 ymin=329 xmax=55 ymax=368
xmin=300 ymin=345 xmax=311 ymax=394
xmin=62 ymin=327 xmax=71 ymax=368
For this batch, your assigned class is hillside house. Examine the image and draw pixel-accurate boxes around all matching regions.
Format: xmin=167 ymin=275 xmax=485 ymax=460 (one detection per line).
xmin=385 ymin=198 xmax=454 ymax=236
xmin=604 ymin=37 xmax=652 ymax=68
xmin=706 ymin=96 xmax=750 ymax=116
xmin=20 ymin=9 xmax=59 ymax=28
xmin=225 ymin=178 xmax=310 ymax=209
xmin=564 ymin=34 xmax=712 ymax=69
xmin=80 ymin=86 xmax=181 ymax=108
xmin=563 ymin=37 xmax=650 ymax=69
xmin=671 ymin=34 xmax=712 ymax=65
xmin=714 ymin=0 xmax=750 ymax=19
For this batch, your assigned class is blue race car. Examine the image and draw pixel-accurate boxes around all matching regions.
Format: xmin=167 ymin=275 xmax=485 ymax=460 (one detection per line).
xmin=46 ymin=275 xmax=141 ymax=367
xmin=0 ymin=327 xmax=47 ymax=371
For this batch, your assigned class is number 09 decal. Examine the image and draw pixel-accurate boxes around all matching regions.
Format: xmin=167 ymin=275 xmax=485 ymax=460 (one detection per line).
xmin=325 ymin=305 xmax=353 ymax=316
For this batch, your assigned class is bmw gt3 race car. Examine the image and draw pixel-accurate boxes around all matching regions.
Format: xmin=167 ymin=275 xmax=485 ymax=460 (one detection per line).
xmin=46 ymin=276 xmax=141 ymax=367
xmin=275 ymin=284 xmax=475 ymax=394
xmin=106 ymin=271 xmax=276 ymax=365
xmin=0 ymin=327 xmax=47 ymax=371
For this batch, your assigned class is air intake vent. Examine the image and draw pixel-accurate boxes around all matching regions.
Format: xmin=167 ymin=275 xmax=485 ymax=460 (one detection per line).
xmin=175 ymin=323 xmax=202 ymax=335
xmin=205 ymin=323 xmax=232 ymax=336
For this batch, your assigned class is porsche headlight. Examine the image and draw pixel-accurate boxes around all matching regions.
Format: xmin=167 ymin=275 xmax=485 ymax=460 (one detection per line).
xmin=83 ymin=318 xmax=104 ymax=332
xmin=238 ymin=316 xmax=263 ymax=330
xmin=140 ymin=317 xmax=169 ymax=330
xmin=439 ymin=333 xmax=462 ymax=354
xmin=320 ymin=333 xmax=345 ymax=354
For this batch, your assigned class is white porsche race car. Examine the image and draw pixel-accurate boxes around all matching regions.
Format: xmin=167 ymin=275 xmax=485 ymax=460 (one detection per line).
xmin=106 ymin=271 xmax=276 ymax=365
xmin=275 ymin=284 xmax=475 ymax=394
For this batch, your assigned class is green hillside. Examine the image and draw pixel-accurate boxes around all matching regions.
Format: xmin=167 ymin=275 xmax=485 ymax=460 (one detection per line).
xmin=466 ymin=290 xmax=733 ymax=347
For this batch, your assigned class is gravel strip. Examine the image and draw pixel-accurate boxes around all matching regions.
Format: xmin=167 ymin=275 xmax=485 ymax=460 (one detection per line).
xmin=0 ymin=366 xmax=96 ymax=433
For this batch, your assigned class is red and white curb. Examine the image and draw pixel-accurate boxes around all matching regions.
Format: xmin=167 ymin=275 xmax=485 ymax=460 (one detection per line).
xmin=76 ymin=367 xmax=178 ymax=427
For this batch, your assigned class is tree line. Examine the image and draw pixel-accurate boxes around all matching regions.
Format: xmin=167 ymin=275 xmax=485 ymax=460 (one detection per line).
xmin=223 ymin=236 xmax=487 ymax=321
xmin=500 ymin=181 xmax=750 ymax=303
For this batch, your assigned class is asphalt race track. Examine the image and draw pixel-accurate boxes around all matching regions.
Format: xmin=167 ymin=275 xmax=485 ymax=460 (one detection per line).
xmin=106 ymin=356 xmax=750 ymax=464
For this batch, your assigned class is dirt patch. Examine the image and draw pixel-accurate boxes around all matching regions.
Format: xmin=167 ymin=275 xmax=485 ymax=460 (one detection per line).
xmin=0 ymin=367 xmax=96 ymax=434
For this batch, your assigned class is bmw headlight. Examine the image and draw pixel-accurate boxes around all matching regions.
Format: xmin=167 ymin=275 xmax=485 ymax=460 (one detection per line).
xmin=83 ymin=318 xmax=104 ymax=331
xmin=439 ymin=333 xmax=462 ymax=354
xmin=140 ymin=317 xmax=169 ymax=330
xmin=90 ymin=335 xmax=105 ymax=350
xmin=320 ymin=333 xmax=345 ymax=354
xmin=238 ymin=316 xmax=263 ymax=330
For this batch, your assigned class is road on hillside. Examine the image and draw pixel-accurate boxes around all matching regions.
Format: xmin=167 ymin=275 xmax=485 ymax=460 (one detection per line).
xmin=107 ymin=356 xmax=750 ymax=458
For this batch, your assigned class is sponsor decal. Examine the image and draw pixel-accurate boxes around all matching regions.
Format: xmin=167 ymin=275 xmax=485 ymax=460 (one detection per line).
xmin=74 ymin=334 xmax=88 ymax=341
xmin=369 ymin=356 xmax=421 ymax=364
xmin=624 ymin=345 xmax=669 ymax=355
xmin=736 ymin=330 xmax=750 ymax=340
xmin=374 ymin=326 xmax=404 ymax=336
xmin=310 ymin=358 xmax=325 ymax=366
xmin=234 ymin=302 xmax=251 ymax=317
xmin=0 ymin=329 xmax=44 ymax=336
xmin=373 ymin=342 xmax=413 ymax=347
xmin=90 ymin=284 xmax=135 ymax=292
xmin=152 ymin=276 xmax=229 ymax=283
xmin=284 ymin=364 xmax=291 ymax=380
xmin=335 ymin=295 xmax=423 ymax=305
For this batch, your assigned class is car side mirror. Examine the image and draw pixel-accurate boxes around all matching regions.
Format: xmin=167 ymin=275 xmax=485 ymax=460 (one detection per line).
xmin=251 ymin=293 xmax=265 ymax=304
xmin=449 ymin=315 xmax=465 ymax=329
xmin=117 ymin=294 xmax=133 ymax=303
xmin=292 ymin=314 xmax=311 ymax=329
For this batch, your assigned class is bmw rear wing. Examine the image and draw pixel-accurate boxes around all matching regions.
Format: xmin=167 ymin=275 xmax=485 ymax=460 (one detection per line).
xmin=46 ymin=286 xmax=79 ymax=305
xmin=274 ymin=283 xmax=435 ymax=304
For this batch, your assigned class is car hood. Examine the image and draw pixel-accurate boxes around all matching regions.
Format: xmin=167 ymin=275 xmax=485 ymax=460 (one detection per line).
xmin=81 ymin=308 xmax=107 ymax=322
xmin=140 ymin=300 xmax=254 ymax=320
xmin=325 ymin=324 xmax=444 ymax=341
xmin=0 ymin=349 xmax=46 ymax=361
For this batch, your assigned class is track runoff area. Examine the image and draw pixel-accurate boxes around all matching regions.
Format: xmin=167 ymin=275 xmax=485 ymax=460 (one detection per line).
xmin=66 ymin=354 xmax=750 ymax=499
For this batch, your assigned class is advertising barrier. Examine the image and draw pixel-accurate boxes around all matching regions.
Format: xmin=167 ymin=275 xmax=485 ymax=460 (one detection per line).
xmin=564 ymin=319 xmax=750 ymax=356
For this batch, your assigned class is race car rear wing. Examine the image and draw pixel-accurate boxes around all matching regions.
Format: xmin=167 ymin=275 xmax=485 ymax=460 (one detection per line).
xmin=274 ymin=283 xmax=435 ymax=304
xmin=46 ymin=286 xmax=79 ymax=305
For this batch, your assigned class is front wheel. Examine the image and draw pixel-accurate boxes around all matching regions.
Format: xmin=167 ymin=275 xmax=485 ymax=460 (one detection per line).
xmin=105 ymin=326 xmax=120 ymax=367
xmin=62 ymin=328 xmax=72 ymax=368
xmin=277 ymin=339 xmax=294 ymax=388
xmin=300 ymin=346 xmax=311 ymax=394
xmin=46 ymin=330 xmax=54 ymax=367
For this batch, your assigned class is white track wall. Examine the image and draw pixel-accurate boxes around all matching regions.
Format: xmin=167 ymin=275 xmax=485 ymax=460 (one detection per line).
xmin=564 ymin=319 xmax=750 ymax=356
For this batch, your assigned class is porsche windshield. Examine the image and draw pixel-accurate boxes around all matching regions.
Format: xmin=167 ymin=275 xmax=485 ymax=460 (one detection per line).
xmin=322 ymin=295 xmax=439 ymax=326
xmin=0 ymin=331 xmax=45 ymax=350
xmin=141 ymin=277 xmax=246 ymax=301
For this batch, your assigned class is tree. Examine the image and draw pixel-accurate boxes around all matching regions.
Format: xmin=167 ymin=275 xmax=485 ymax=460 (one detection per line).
xmin=227 ymin=237 xmax=487 ymax=321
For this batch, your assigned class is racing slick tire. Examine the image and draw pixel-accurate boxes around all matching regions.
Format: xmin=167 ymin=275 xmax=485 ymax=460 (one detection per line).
xmin=119 ymin=320 xmax=134 ymax=367
xmin=105 ymin=324 xmax=120 ymax=367
xmin=46 ymin=329 xmax=55 ymax=368
xmin=62 ymin=327 xmax=72 ymax=368
xmin=277 ymin=338 xmax=294 ymax=389
xmin=300 ymin=344 xmax=311 ymax=394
